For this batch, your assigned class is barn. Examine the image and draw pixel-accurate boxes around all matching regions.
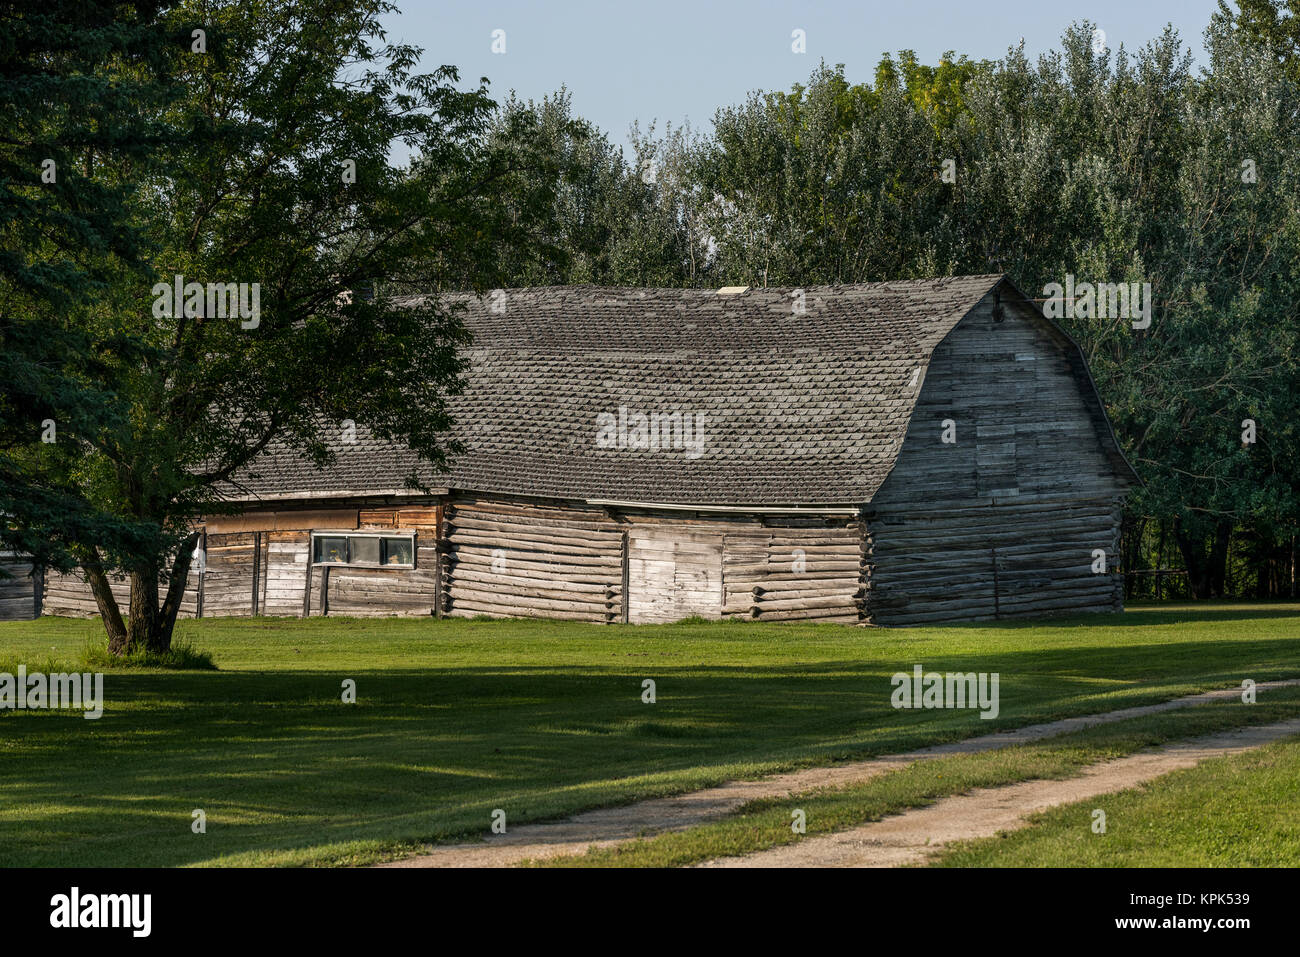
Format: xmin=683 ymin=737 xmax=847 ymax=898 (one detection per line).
xmin=25 ymin=273 xmax=1138 ymax=626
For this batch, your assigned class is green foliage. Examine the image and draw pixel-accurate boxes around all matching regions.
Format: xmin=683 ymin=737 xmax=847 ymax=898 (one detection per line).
xmin=1223 ymin=0 xmax=1300 ymax=80
xmin=0 ymin=1 xmax=174 ymax=572
xmin=481 ymin=90 xmax=700 ymax=284
xmin=877 ymin=49 xmax=991 ymax=133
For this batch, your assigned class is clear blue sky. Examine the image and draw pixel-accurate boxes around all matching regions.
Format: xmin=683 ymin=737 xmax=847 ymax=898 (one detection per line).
xmin=381 ymin=0 xmax=1223 ymax=160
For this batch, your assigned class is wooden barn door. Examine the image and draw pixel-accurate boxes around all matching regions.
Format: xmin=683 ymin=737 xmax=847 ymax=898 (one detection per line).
xmin=627 ymin=525 xmax=724 ymax=624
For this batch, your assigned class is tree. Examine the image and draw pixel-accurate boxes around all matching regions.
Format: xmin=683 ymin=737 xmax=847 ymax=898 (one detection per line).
xmin=480 ymin=90 xmax=698 ymax=286
xmin=0 ymin=1 xmax=173 ymax=577
xmin=616 ymin=20 xmax=1300 ymax=597
xmin=1222 ymin=0 xmax=1300 ymax=79
xmin=24 ymin=0 xmax=554 ymax=653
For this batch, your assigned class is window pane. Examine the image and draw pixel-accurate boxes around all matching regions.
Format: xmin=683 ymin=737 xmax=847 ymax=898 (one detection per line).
xmin=349 ymin=536 xmax=380 ymax=565
xmin=314 ymin=536 xmax=347 ymax=564
xmin=381 ymin=537 xmax=414 ymax=565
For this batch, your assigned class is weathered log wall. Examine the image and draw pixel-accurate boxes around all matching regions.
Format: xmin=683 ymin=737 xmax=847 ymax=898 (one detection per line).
xmin=43 ymin=558 xmax=201 ymax=619
xmin=439 ymin=499 xmax=862 ymax=625
xmin=721 ymin=519 xmax=864 ymax=624
xmin=865 ymin=295 xmax=1129 ymax=624
xmin=864 ymin=498 xmax=1122 ymax=625
xmin=0 ymin=554 xmax=41 ymax=621
xmin=620 ymin=509 xmax=861 ymax=624
xmin=442 ymin=497 xmax=624 ymax=622
xmin=873 ymin=296 xmax=1127 ymax=509
xmin=39 ymin=504 xmax=443 ymax=620
xmin=320 ymin=506 xmax=440 ymax=617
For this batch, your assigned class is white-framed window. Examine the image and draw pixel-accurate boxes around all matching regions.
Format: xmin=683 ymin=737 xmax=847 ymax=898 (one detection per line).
xmin=311 ymin=530 xmax=416 ymax=568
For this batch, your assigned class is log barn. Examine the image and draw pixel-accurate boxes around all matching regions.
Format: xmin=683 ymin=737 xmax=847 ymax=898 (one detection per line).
xmin=27 ymin=273 xmax=1138 ymax=626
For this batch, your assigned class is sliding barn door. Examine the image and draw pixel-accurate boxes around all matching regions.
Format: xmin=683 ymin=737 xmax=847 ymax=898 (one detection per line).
xmin=627 ymin=525 xmax=724 ymax=624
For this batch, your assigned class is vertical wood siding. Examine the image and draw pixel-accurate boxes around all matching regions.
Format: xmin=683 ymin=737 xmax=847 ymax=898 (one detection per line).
xmin=866 ymin=297 xmax=1129 ymax=624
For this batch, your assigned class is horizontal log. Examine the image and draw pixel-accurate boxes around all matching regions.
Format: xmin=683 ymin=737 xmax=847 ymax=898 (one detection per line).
xmin=450 ymin=585 xmax=614 ymax=614
xmin=448 ymin=530 xmax=618 ymax=557
xmin=451 ymin=515 xmax=621 ymax=548
xmin=448 ymin=577 xmax=616 ymax=605
xmin=448 ymin=550 xmax=621 ymax=577
xmin=750 ymin=607 xmax=860 ymax=623
xmin=448 ymin=546 xmax=621 ymax=570
xmin=874 ymin=514 xmax=1112 ymax=543
xmin=451 ymin=501 xmax=615 ymax=530
xmin=448 ymin=599 xmax=606 ymax=623
xmin=756 ymin=588 xmax=864 ymax=606
xmin=869 ymin=582 xmax=1111 ymax=614
xmin=730 ymin=542 xmax=862 ymax=557
xmin=724 ymin=576 xmax=857 ymax=595
xmin=874 ymin=564 xmax=1107 ymax=587
xmin=451 ymin=567 xmax=616 ymax=595
xmin=753 ymin=594 xmax=863 ymax=612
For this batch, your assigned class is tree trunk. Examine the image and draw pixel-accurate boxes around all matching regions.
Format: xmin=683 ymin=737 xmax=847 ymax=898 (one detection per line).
xmin=1208 ymin=521 xmax=1232 ymax=598
xmin=1154 ymin=521 xmax=1167 ymax=601
xmin=127 ymin=568 xmax=160 ymax=651
xmin=121 ymin=532 xmax=201 ymax=655
xmin=154 ymin=532 xmax=201 ymax=653
xmin=80 ymin=547 xmax=129 ymax=654
xmin=1174 ymin=518 xmax=1233 ymax=599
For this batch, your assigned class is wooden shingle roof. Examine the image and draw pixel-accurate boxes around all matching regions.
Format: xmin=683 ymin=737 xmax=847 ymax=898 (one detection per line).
xmin=236 ymin=274 xmax=1012 ymax=506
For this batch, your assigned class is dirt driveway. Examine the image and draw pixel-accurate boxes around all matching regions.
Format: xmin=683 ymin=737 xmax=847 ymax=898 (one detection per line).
xmin=697 ymin=717 xmax=1300 ymax=867
xmin=377 ymin=680 xmax=1300 ymax=868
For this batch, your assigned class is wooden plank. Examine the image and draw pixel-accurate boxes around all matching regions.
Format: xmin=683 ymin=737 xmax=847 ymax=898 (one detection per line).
xmin=203 ymin=508 xmax=359 ymax=534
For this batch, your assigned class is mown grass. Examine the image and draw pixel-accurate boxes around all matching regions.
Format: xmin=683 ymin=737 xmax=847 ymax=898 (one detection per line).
xmin=538 ymin=686 xmax=1300 ymax=867
xmin=0 ymin=602 xmax=1297 ymax=867
xmin=80 ymin=638 xmax=218 ymax=671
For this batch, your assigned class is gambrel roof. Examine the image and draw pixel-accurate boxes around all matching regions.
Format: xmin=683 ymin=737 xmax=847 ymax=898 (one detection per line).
xmin=232 ymin=274 xmax=1134 ymax=507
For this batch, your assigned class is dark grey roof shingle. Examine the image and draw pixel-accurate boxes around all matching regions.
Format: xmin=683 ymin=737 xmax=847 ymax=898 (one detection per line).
xmin=235 ymin=275 xmax=1004 ymax=506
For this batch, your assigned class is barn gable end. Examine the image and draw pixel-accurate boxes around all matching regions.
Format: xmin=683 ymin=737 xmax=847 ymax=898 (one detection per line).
xmin=864 ymin=282 xmax=1136 ymax=624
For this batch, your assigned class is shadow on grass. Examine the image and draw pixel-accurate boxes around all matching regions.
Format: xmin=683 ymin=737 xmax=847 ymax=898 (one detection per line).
xmin=911 ymin=602 xmax=1300 ymax=630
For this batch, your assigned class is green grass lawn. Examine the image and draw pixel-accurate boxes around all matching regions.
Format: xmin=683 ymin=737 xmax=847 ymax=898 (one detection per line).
xmin=1 ymin=602 xmax=1298 ymax=867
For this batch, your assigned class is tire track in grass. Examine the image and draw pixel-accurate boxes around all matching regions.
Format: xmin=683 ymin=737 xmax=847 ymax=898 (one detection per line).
xmin=696 ymin=717 xmax=1300 ymax=868
xmin=378 ymin=680 xmax=1300 ymax=868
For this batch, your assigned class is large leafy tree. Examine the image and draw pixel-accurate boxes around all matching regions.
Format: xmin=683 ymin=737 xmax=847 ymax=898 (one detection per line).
xmin=946 ymin=20 xmax=1300 ymax=596
xmin=1224 ymin=0 xmax=1300 ymax=79
xmin=0 ymin=1 xmax=173 ymax=576
xmin=21 ymin=0 xmax=556 ymax=652
xmin=481 ymin=90 xmax=697 ymax=285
